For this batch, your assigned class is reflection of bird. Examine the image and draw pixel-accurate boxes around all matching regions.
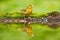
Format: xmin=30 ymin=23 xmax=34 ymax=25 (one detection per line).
xmin=23 ymin=24 xmax=33 ymax=37
xmin=21 ymin=5 xmax=32 ymax=17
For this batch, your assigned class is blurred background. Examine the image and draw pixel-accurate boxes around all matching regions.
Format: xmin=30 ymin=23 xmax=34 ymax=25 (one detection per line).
xmin=0 ymin=0 xmax=60 ymax=40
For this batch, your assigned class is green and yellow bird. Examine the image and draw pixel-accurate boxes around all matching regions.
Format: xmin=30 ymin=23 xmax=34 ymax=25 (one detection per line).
xmin=22 ymin=5 xmax=33 ymax=17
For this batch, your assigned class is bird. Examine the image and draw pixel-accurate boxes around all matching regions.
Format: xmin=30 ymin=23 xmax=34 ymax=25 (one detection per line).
xmin=21 ymin=5 xmax=33 ymax=18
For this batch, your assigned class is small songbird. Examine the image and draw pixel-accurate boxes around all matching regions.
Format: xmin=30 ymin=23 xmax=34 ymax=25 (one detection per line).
xmin=21 ymin=5 xmax=33 ymax=17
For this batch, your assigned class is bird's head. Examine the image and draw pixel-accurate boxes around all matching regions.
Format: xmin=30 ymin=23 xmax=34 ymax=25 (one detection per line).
xmin=28 ymin=4 xmax=33 ymax=9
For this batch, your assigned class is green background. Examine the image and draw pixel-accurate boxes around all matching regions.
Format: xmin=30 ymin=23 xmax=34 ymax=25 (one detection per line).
xmin=0 ymin=0 xmax=60 ymax=40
